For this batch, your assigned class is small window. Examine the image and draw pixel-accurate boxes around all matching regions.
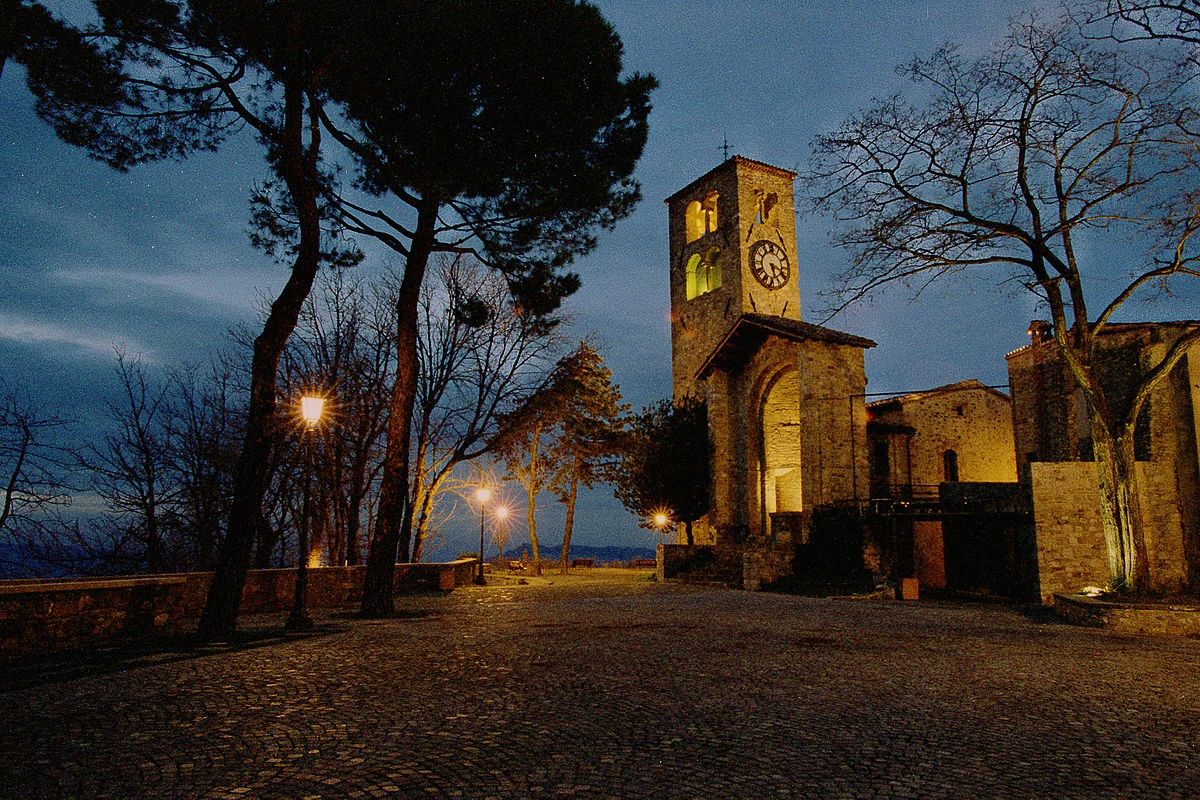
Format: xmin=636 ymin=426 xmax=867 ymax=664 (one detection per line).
xmin=685 ymin=248 xmax=722 ymax=300
xmin=685 ymin=191 xmax=719 ymax=243
xmin=685 ymin=253 xmax=702 ymax=298
xmin=943 ymin=449 xmax=959 ymax=482
xmin=754 ymin=189 xmax=778 ymax=224
xmin=871 ymin=440 xmax=890 ymax=478
xmin=685 ymin=200 xmax=704 ymax=242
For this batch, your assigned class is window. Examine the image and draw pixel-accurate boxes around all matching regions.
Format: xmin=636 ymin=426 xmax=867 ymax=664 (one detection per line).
xmin=685 ymin=254 xmax=702 ymax=298
xmin=754 ymin=189 xmax=778 ymax=224
xmin=685 ymin=201 xmax=704 ymax=242
xmin=685 ymin=247 xmax=722 ymax=300
xmin=684 ymin=191 xmax=719 ymax=243
xmin=943 ymin=449 xmax=959 ymax=482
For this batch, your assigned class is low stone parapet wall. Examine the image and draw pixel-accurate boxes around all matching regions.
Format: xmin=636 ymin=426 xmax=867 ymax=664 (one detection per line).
xmin=658 ymin=544 xmax=714 ymax=582
xmin=0 ymin=559 xmax=477 ymax=657
xmin=1054 ymin=593 xmax=1200 ymax=637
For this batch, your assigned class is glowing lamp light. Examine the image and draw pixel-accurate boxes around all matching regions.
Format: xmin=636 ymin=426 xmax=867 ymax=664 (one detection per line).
xmin=300 ymin=395 xmax=326 ymax=427
xmin=653 ymin=512 xmax=669 ymax=528
xmin=494 ymin=504 xmax=510 ymax=522
xmin=475 ymin=487 xmax=493 ymax=504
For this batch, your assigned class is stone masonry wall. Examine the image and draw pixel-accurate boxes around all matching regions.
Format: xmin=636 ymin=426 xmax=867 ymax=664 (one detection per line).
xmin=876 ymin=386 xmax=1016 ymax=486
xmin=0 ymin=560 xmax=477 ymax=657
xmin=669 ymin=158 xmax=799 ymax=400
xmin=724 ymin=337 xmax=867 ymax=543
xmin=1030 ymin=463 xmax=1186 ymax=601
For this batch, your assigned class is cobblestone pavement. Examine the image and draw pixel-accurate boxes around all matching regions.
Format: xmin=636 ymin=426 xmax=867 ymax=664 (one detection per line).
xmin=2 ymin=580 xmax=1198 ymax=799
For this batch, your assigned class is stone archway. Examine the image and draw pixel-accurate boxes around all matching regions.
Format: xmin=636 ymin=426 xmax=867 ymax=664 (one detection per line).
xmin=757 ymin=366 xmax=803 ymax=539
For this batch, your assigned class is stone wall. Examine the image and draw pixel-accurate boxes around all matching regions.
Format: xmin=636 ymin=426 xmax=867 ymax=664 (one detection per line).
xmin=708 ymin=336 xmax=868 ymax=545
xmin=871 ymin=383 xmax=1016 ymax=486
xmin=794 ymin=341 xmax=871 ymax=510
xmin=1030 ymin=463 xmax=1186 ymax=600
xmin=912 ymin=521 xmax=946 ymax=590
xmin=742 ymin=544 xmax=796 ymax=591
xmin=1054 ymin=593 xmax=1200 ymax=636
xmin=0 ymin=560 xmax=477 ymax=657
xmin=1175 ymin=354 xmax=1200 ymax=585
xmin=658 ymin=543 xmax=714 ymax=582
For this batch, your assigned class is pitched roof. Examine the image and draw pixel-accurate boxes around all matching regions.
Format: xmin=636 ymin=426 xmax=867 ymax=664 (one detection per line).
xmin=866 ymin=379 xmax=1010 ymax=410
xmin=664 ymin=156 xmax=797 ymax=205
xmin=696 ymin=313 xmax=876 ymax=380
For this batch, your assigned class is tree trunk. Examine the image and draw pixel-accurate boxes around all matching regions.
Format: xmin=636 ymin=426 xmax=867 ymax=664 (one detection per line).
xmin=197 ymin=80 xmax=322 ymax=642
xmin=527 ymin=424 xmax=542 ymax=576
xmin=684 ymin=519 xmax=694 ymax=546
xmin=1092 ymin=426 xmax=1150 ymax=591
xmin=559 ymin=468 xmax=578 ymax=575
xmin=412 ymin=470 xmax=444 ymax=563
xmin=346 ymin=478 xmax=364 ymax=566
xmin=360 ymin=197 xmax=438 ymax=617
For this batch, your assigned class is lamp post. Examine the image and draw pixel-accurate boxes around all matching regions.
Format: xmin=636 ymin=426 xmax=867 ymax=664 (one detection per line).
xmin=286 ymin=394 xmax=325 ymax=632
xmin=493 ymin=504 xmax=511 ymax=562
xmin=474 ymin=486 xmax=492 ymax=585
xmin=653 ymin=511 xmax=670 ymax=547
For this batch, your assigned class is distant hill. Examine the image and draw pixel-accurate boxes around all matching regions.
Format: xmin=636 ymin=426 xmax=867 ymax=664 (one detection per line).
xmin=506 ymin=542 xmax=655 ymax=563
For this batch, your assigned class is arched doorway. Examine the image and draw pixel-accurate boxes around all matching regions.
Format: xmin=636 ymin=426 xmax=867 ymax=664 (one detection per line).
xmin=758 ymin=367 xmax=803 ymax=539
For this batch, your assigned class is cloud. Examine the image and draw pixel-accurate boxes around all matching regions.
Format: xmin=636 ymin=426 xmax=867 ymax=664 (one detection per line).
xmin=0 ymin=312 xmax=156 ymax=362
xmin=51 ymin=268 xmax=259 ymax=312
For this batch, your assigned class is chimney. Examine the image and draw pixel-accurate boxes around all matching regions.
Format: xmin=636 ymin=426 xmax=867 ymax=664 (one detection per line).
xmin=1027 ymin=320 xmax=1053 ymax=344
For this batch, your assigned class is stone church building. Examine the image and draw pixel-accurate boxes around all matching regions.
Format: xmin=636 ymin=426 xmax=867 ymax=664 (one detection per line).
xmin=661 ymin=156 xmax=1200 ymax=599
xmin=665 ymin=157 xmax=876 ymax=586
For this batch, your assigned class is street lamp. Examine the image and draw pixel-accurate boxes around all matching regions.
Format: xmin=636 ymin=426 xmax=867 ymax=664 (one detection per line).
xmin=475 ymin=486 xmax=492 ymax=585
xmin=286 ymin=393 xmax=326 ymax=632
xmin=492 ymin=504 xmax=511 ymax=562
xmin=652 ymin=510 xmax=672 ymax=549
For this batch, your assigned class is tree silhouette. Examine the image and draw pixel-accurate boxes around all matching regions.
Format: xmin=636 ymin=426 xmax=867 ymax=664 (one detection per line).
xmin=807 ymin=13 xmax=1200 ymax=590
xmin=610 ymin=398 xmax=711 ymax=547
xmin=314 ymin=0 xmax=655 ymax=614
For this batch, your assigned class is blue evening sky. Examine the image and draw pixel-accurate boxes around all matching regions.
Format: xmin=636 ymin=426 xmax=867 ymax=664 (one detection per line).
xmin=4 ymin=1 xmax=1193 ymax=558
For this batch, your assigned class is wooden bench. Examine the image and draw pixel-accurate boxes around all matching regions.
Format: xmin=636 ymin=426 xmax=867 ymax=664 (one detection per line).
xmin=507 ymin=560 xmax=527 ymax=572
xmin=631 ymin=558 xmax=657 ymax=568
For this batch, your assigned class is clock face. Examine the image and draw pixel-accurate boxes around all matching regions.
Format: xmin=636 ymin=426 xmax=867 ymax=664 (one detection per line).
xmin=749 ymin=240 xmax=790 ymax=290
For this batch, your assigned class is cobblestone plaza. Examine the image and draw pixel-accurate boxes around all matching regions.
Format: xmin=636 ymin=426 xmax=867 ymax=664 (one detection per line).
xmin=2 ymin=579 xmax=1197 ymax=799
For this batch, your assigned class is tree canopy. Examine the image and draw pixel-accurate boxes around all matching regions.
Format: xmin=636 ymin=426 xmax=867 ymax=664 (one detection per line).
xmin=610 ymin=397 xmax=710 ymax=546
xmin=309 ymin=0 xmax=654 ymax=613
xmin=323 ymin=0 xmax=656 ymax=314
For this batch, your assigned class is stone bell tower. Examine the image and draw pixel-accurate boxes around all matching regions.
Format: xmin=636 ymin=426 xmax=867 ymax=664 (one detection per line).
xmin=665 ymin=156 xmax=800 ymax=400
xmin=662 ymin=156 xmax=874 ymax=585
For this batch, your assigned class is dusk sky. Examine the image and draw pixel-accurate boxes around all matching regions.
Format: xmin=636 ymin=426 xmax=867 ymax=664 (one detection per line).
xmin=8 ymin=0 xmax=1192 ymax=558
